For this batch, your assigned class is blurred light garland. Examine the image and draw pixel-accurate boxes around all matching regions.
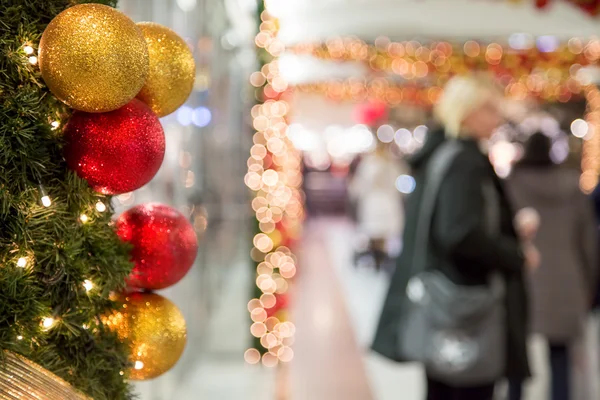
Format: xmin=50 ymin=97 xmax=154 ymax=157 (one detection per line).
xmin=244 ymin=4 xmax=304 ymax=367
xmin=582 ymin=85 xmax=600 ymax=192
xmin=287 ymin=37 xmax=600 ymax=104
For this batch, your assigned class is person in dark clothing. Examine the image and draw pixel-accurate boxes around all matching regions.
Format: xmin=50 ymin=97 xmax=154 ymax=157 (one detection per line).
xmin=506 ymin=133 xmax=598 ymax=400
xmin=372 ymin=75 xmax=534 ymax=400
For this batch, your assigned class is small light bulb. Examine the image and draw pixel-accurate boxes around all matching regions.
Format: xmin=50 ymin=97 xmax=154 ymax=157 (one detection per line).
xmin=80 ymin=214 xmax=89 ymax=223
xmin=134 ymin=361 xmax=144 ymax=370
xmin=95 ymin=201 xmax=106 ymax=212
xmin=41 ymin=195 xmax=51 ymax=207
xmin=16 ymin=257 xmax=27 ymax=268
xmin=23 ymin=45 xmax=34 ymax=55
xmin=119 ymin=371 xmax=125 ymax=376
xmin=42 ymin=317 xmax=55 ymax=330
xmin=28 ymin=56 xmax=38 ymax=65
xmin=82 ymin=324 xmax=89 ymax=330
xmin=50 ymin=121 xmax=60 ymax=130
xmin=83 ymin=279 xmax=93 ymax=292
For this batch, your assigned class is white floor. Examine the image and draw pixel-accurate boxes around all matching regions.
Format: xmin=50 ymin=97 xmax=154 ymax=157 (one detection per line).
xmin=316 ymin=217 xmax=600 ymax=400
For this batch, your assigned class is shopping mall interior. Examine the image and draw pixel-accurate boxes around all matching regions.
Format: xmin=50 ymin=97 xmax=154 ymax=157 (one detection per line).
xmin=6 ymin=0 xmax=600 ymax=399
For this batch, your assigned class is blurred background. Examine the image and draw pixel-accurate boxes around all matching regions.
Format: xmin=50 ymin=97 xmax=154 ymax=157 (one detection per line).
xmin=113 ymin=0 xmax=600 ymax=399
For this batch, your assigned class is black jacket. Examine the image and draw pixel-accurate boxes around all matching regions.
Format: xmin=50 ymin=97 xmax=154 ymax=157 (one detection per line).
xmin=372 ymin=131 xmax=531 ymax=380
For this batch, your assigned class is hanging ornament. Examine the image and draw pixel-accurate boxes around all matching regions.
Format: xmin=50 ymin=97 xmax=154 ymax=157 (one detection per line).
xmin=105 ymin=292 xmax=187 ymax=381
xmin=535 ymin=0 xmax=550 ymax=9
xmin=39 ymin=4 xmax=149 ymax=113
xmin=136 ymin=22 xmax=196 ymax=117
xmin=63 ymin=99 xmax=165 ymax=195
xmin=116 ymin=203 xmax=198 ymax=290
xmin=353 ymin=101 xmax=389 ymax=126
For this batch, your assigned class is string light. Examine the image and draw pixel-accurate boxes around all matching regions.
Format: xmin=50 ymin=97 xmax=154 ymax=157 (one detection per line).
xmin=134 ymin=361 xmax=144 ymax=370
xmin=16 ymin=335 xmax=23 ymax=341
xmin=83 ymin=279 xmax=94 ymax=292
xmin=28 ymin=56 xmax=38 ymax=65
xmin=41 ymin=317 xmax=56 ymax=330
xmin=79 ymin=214 xmax=89 ymax=224
xmin=16 ymin=257 xmax=28 ymax=268
xmin=23 ymin=45 xmax=34 ymax=55
xmin=39 ymin=185 xmax=51 ymax=207
xmin=95 ymin=201 xmax=107 ymax=212
xmin=50 ymin=121 xmax=60 ymax=130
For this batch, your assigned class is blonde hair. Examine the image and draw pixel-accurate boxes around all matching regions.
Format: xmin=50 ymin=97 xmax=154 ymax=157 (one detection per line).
xmin=434 ymin=74 xmax=500 ymax=138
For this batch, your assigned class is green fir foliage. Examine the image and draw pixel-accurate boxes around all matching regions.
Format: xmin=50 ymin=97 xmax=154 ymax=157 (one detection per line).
xmin=0 ymin=1 xmax=134 ymax=398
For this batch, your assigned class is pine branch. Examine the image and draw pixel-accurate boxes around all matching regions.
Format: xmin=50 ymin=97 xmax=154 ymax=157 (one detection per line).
xmin=0 ymin=1 xmax=134 ymax=398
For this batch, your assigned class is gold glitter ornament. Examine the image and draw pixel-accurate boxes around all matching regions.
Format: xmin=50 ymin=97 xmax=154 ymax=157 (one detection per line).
xmin=105 ymin=292 xmax=187 ymax=381
xmin=39 ymin=4 xmax=149 ymax=113
xmin=136 ymin=22 xmax=196 ymax=117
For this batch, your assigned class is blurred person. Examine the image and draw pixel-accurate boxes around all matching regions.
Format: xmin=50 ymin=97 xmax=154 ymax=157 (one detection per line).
xmin=372 ymin=75 xmax=535 ymax=400
xmin=506 ymin=132 xmax=598 ymax=400
xmin=348 ymin=141 xmax=405 ymax=270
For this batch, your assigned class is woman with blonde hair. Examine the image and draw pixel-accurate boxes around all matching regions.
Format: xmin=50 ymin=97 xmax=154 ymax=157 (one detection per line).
xmin=372 ymin=75 xmax=535 ymax=400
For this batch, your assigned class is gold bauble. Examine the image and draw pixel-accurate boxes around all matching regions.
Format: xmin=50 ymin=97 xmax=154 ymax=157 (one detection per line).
xmin=136 ymin=22 xmax=196 ymax=117
xmin=105 ymin=292 xmax=187 ymax=381
xmin=39 ymin=4 xmax=149 ymax=113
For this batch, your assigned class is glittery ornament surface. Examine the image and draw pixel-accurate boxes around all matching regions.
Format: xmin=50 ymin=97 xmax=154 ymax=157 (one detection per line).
xmin=105 ymin=293 xmax=187 ymax=381
xmin=0 ymin=352 xmax=90 ymax=400
xmin=117 ymin=203 xmax=198 ymax=290
xmin=63 ymin=99 xmax=165 ymax=195
xmin=136 ymin=22 xmax=196 ymax=117
xmin=39 ymin=4 xmax=149 ymax=113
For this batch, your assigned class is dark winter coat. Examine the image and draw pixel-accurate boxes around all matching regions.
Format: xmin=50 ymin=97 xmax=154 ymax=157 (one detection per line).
xmin=506 ymin=166 xmax=597 ymax=341
xmin=372 ymin=130 xmax=531 ymax=380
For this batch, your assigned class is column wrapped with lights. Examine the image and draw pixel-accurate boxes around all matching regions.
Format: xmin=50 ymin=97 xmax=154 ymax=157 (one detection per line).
xmin=582 ymin=84 xmax=600 ymax=192
xmin=244 ymin=1 xmax=303 ymax=369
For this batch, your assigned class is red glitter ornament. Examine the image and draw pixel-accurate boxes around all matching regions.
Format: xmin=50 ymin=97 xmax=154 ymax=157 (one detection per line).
xmin=117 ymin=203 xmax=198 ymax=290
xmin=64 ymin=99 xmax=165 ymax=195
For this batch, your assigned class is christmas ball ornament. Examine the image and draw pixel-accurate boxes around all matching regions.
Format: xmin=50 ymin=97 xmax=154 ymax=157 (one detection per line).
xmin=39 ymin=4 xmax=149 ymax=113
xmin=105 ymin=292 xmax=187 ymax=381
xmin=117 ymin=203 xmax=198 ymax=290
xmin=136 ymin=22 xmax=196 ymax=117
xmin=63 ymin=99 xmax=165 ymax=195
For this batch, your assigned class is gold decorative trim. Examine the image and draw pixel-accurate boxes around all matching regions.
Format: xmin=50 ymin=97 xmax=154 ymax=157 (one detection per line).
xmin=0 ymin=352 xmax=90 ymax=400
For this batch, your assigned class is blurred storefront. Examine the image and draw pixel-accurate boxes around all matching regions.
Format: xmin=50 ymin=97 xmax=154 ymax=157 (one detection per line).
xmin=115 ymin=1 xmax=266 ymax=398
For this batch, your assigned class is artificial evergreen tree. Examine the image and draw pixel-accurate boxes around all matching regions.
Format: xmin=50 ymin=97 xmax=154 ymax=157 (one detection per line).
xmin=0 ymin=1 xmax=134 ymax=398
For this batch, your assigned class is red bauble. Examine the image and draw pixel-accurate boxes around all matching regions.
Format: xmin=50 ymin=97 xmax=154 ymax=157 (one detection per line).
xmin=536 ymin=0 xmax=550 ymax=9
xmin=353 ymin=101 xmax=388 ymax=126
xmin=117 ymin=203 xmax=198 ymax=290
xmin=64 ymin=99 xmax=165 ymax=194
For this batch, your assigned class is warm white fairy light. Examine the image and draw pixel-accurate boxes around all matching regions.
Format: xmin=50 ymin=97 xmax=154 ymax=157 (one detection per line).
xmin=134 ymin=361 xmax=144 ymax=370
xmin=28 ymin=56 xmax=38 ymax=65
xmin=16 ymin=257 xmax=27 ymax=268
xmin=23 ymin=45 xmax=34 ymax=55
xmin=95 ymin=201 xmax=106 ymax=212
xmin=79 ymin=214 xmax=89 ymax=223
xmin=41 ymin=195 xmax=51 ymax=207
xmin=83 ymin=279 xmax=94 ymax=292
xmin=82 ymin=324 xmax=89 ymax=330
xmin=50 ymin=121 xmax=60 ymax=130
xmin=41 ymin=317 xmax=56 ymax=330
xmin=16 ymin=335 xmax=23 ymax=341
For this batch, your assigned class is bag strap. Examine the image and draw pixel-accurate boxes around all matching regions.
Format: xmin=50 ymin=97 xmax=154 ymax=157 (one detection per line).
xmin=411 ymin=140 xmax=463 ymax=274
